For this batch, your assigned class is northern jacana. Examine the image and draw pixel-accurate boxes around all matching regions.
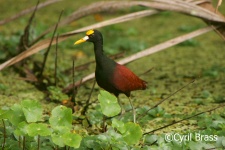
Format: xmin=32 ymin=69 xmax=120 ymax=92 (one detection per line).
xmin=74 ymin=29 xmax=147 ymax=123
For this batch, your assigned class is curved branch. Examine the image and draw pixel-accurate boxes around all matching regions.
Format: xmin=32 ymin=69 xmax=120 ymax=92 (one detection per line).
xmin=33 ymin=0 xmax=224 ymax=42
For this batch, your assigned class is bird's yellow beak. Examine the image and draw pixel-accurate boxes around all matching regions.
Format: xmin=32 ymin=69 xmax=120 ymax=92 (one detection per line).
xmin=74 ymin=36 xmax=89 ymax=45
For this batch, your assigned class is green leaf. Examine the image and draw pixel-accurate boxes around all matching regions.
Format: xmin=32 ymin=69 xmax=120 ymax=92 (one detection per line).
xmin=144 ymin=134 xmax=158 ymax=145
xmin=52 ymin=125 xmax=71 ymax=134
xmin=222 ymin=138 xmax=225 ymax=147
xmin=51 ymin=125 xmax=71 ymax=147
xmin=87 ymin=105 xmax=104 ymax=125
xmin=216 ymin=136 xmax=225 ymax=148
xmin=148 ymin=106 xmax=165 ymax=118
xmin=214 ymin=95 xmax=225 ymax=103
xmin=188 ymin=141 xmax=205 ymax=150
xmin=107 ymin=127 xmax=123 ymax=140
xmin=0 ymin=109 xmax=6 ymax=119
xmin=210 ymin=120 xmax=225 ymax=130
xmin=122 ymin=122 xmax=142 ymax=145
xmin=27 ymin=123 xmax=51 ymax=137
xmin=0 ymin=83 xmax=7 ymax=90
xmin=97 ymin=134 xmax=109 ymax=142
xmin=201 ymin=90 xmax=211 ymax=99
xmin=14 ymin=121 xmax=28 ymax=136
xmin=50 ymin=125 xmax=72 ymax=147
xmin=81 ymin=136 xmax=97 ymax=149
xmin=178 ymin=39 xmax=199 ymax=47
xmin=62 ymin=133 xmax=82 ymax=148
xmin=112 ymin=118 xmax=126 ymax=133
xmin=194 ymin=98 xmax=204 ymax=105
xmin=126 ymin=27 xmax=138 ymax=36
xmin=6 ymin=104 xmax=26 ymax=126
xmin=47 ymin=86 xmax=69 ymax=101
xmin=98 ymin=90 xmax=121 ymax=117
xmin=49 ymin=105 xmax=72 ymax=128
xmin=95 ymin=134 xmax=110 ymax=149
xmin=21 ymin=100 xmax=43 ymax=123
xmin=52 ymin=133 xmax=65 ymax=147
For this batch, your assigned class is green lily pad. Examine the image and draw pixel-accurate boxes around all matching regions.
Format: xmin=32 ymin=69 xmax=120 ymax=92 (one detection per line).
xmin=49 ymin=105 xmax=72 ymax=128
xmin=122 ymin=122 xmax=142 ymax=145
xmin=52 ymin=133 xmax=65 ymax=147
xmin=6 ymin=104 xmax=26 ymax=126
xmin=144 ymin=134 xmax=158 ymax=145
xmin=98 ymin=90 xmax=121 ymax=117
xmin=112 ymin=118 xmax=126 ymax=133
xmin=14 ymin=121 xmax=28 ymax=136
xmin=51 ymin=125 xmax=72 ymax=147
xmin=62 ymin=133 xmax=82 ymax=148
xmin=21 ymin=99 xmax=43 ymax=123
xmin=27 ymin=123 xmax=51 ymax=137
xmin=216 ymin=136 xmax=225 ymax=148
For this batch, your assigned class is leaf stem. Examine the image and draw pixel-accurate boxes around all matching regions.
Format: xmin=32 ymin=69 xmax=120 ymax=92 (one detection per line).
xmin=2 ymin=119 xmax=6 ymax=150
xmin=38 ymin=135 xmax=40 ymax=150
xmin=23 ymin=136 xmax=26 ymax=150
xmin=39 ymin=10 xmax=64 ymax=78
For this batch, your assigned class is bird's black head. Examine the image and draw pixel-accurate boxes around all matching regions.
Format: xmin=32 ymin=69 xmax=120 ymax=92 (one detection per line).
xmin=74 ymin=29 xmax=103 ymax=45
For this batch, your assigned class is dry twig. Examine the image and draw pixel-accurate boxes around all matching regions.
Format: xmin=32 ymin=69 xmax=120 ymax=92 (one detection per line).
xmin=39 ymin=10 xmax=64 ymax=78
xmin=18 ymin=0 xmax=39 ymax=51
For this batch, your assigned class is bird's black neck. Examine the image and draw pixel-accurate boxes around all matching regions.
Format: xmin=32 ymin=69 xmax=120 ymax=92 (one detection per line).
xmin=92 ymin=33 xmax=116 ymax=71
xmin=93 ymin=40 xmax=106 ymax=68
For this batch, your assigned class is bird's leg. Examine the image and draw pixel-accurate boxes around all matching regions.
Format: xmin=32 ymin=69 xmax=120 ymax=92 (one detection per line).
xmin=102 ymin=115 xmax=107 ymax=132
xmin=118 ymin=97 xmax=125 ymax=116
xmin=128 ymin=97 xmax=136 ymax=123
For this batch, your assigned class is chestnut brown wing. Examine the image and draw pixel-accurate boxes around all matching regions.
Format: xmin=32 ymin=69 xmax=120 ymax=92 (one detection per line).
xmin=112 ymin=64 xmax=147 ymax=94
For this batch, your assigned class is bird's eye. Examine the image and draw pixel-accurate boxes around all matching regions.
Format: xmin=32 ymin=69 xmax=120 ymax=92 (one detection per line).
xmin=89 ymin=34 xmax=94 ymax=38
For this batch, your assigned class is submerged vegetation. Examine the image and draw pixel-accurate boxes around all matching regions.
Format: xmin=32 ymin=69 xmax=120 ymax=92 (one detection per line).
xmin=0 ymin=0 xmax=225 ymax=149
